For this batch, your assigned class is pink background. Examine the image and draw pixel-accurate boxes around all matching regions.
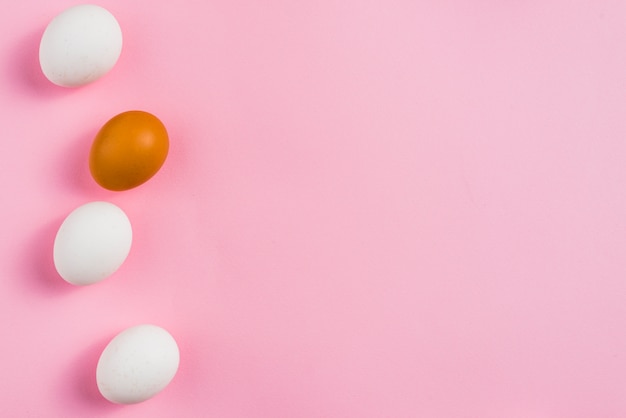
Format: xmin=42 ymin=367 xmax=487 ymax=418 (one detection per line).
xmin=2 ymin=1 xmax=626 ymax=416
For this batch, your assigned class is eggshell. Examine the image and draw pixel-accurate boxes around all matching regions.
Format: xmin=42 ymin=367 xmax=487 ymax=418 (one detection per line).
xmin=53 ymin=201 xmax=132 ymax=286
xmin=90 ymin=110 xmax=170 ymax=191
xmin=39 ymin=5 xmax=123 ymax=87
xmin=97 ymin=324 xmax=180 ymax=404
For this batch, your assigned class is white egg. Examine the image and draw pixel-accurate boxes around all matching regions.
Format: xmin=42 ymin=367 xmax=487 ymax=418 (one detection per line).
xmin=53 ymin=201 xmax=132 ymax=286
xmin=39 ymin=5 xmax=123 ymax=87
xmin=97 ymin=325 xmax=180 ymax=404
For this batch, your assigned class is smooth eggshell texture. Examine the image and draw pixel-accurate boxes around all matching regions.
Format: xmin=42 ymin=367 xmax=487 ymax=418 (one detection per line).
xmin=39 ymin=5 xmax=122 ymax=87
xmin=97 ymin=324 xmax=180 ymax=404
xmin=53 ymin=201 xmax=132 ymax=286
xmin=90 ymin=110 xmax=169 ymax=191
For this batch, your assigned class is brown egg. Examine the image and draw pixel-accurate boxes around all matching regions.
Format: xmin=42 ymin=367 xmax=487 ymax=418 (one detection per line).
xmin=89 ymin=110 xmax=169 ymax=191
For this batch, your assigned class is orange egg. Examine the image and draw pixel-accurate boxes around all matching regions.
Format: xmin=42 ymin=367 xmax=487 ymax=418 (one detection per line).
xmin=89 ymin=110 xmax=169 ymax=191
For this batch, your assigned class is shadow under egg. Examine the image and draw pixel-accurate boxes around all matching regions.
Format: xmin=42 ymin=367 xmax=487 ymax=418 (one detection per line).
xmin=21 ymin=218 xmax=69 ymax=296
xmin=59 ymin=129 xmax=105 ymax=197
xmin=8 ymin=27 xmax=69 ymax=98
xmin=67 ymin=337 xmax=123 ymax=411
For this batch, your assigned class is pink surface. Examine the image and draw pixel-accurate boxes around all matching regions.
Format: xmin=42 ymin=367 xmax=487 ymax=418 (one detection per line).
xmin=2 ymin=1 xmax=626 ymax=416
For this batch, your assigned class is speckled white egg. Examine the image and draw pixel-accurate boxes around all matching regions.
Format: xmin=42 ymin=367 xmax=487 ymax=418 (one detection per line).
xmin=97 ymin=324 xmax=180 ymax=404
xmin=39 ymin=5 xmax=123 ymax=87
xmin=53 ymin=201 xmax=132 ymax=286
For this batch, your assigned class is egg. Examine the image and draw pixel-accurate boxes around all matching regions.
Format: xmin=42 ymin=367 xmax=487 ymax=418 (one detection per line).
xmin=53 ymin=201 xmax=132 ymax=286
xmin=39 ymin=5 xmax=122 ymax=87
xmin=97 ymin=324 xmax=180 ymax=404
xmin=90 ymin=111 xmax=169 ymax=191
